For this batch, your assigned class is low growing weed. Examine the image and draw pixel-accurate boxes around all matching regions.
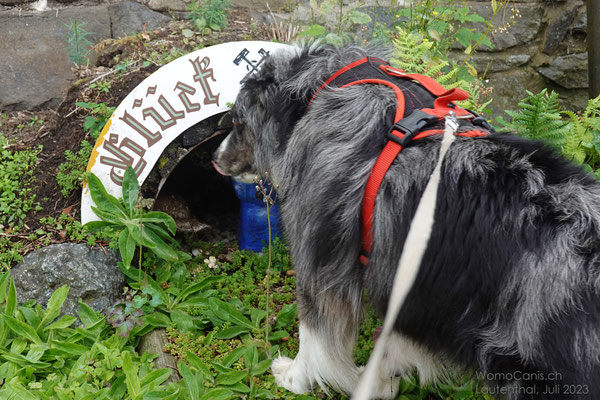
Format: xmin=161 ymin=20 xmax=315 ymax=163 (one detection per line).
xmin=0 ymin=135 xmax=42 ymax=227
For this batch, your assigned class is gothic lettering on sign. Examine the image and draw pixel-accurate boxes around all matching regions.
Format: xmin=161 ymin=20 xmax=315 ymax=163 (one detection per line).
xmin=190 ymin=56 xmax=220 ymax=106
xmin=142 ymin=95 xmax=185 ymax=132
xmin=120 ymin=110 xmax=163 ymax=147
xmin=175 ymin=81 xmax=201 ymax=113
xmin=99 ymin=134 xmax=148 ymax=185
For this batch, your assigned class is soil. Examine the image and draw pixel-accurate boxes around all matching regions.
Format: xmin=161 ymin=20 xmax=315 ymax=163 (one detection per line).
xmin=0 ymin=7 xmax=272 ymax=235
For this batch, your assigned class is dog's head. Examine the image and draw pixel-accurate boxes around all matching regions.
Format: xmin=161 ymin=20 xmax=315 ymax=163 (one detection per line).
xmin=212 ymin=44 xmax=332 ymax=183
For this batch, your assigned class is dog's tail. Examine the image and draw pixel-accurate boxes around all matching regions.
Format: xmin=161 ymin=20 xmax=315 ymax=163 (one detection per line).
xmin=352 ymin=113 xmax=459 ymax=400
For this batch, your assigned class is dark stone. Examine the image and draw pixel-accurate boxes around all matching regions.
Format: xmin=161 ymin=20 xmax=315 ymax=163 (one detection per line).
xmin=543 ymin=7 xmax=578 ymax=54
xmin=11 ymin=243 xmax=125 ymax=319
xmin=0 ymin=3 xmax=170 ymax=111
xmin=572 ymin=9 xmax=587 ymax=33
xmin=467 ymin=53 xmax=531 ymax=73
xmin=109 ymin=1 xmax=171 ymax=38
xmin=538 ymin=52 xmax=588 ymax=89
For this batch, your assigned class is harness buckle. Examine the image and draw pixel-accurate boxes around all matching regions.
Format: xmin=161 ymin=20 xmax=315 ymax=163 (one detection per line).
xmin=387 ymin=110 xmax=439 ymax=147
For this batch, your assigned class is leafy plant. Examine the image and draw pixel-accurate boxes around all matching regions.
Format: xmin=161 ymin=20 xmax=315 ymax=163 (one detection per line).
xmin=297 ymin=0 xmax=371 ymax=45
xmin=188 ymin=0 xmax=231 ymax=32
xmin=57 ymin=139 xmax=93 ymax=197
xmin=500 ymin=89 xmax=570 ymax=149
xmin=76 ymin=101 xmax=115 ymax=139
xmin=56 ymin=102 xmax=114 ymax=198
xmin=84 ymin=166 xmax=189 ymax=268
xmin=0 ymin=134 xmax=42 ymax=227
xmin=561 ymin=95 xmax=600 ymax=171
xmin=64 ymin=19 xmax=94 ymax=66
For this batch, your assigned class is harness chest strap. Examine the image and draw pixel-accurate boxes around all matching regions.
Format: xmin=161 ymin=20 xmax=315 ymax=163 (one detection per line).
xmin=309 ymin=58 xmax=490 ymax=266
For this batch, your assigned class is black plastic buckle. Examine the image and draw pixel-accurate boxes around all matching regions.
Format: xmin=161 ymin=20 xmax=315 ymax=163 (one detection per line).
xmin=387 ymin=110 xmax=439 ymax=147
xmin=466 ymin=108 xmax=495 ymax=132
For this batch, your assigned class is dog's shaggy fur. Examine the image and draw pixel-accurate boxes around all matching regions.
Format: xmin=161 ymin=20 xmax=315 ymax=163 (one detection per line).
xmin=213 ymin=43 xmax=600 ymax=399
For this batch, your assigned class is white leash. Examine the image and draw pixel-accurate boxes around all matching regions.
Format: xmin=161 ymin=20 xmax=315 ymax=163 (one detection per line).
xmin=352 ymin=112 xmax=459 ymax=400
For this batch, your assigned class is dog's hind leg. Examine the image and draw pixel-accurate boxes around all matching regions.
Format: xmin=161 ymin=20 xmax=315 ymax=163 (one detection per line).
xmin=272 ymin=286 xmax=364 ymax=396
xmin=272 ymin=321 xmax=360 ymax=395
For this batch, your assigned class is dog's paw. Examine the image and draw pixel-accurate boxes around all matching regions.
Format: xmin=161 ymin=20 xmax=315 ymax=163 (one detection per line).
xmin=367 ymin=374 xmax=402 ymax=400
xmin=272 ymin=356 xmax=312 ymax=394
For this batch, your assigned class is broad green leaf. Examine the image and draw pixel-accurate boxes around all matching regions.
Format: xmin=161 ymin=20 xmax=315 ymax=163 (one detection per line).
xmin=250 ymin=308 xmax=267 ymax=327
xmin=78 ymin=301 xmax=101 ymax=328
xmin=178 ymin=361 xmax=202 ymax=400
xmin=86 ymin=173 xmax=127 ymax=218
xmin=82 ymin=220 xmax=116 ymax=233
xmin=17 ymin=306 xmax=40 ymax=329
xmin=48 ymin=341 xmax=88 ymax=356
xmin=214 ymin=326 xmax=250 ymax=339
xmin=140 ymin=368 xmax=172 ymax=389
xmin=208 ymin=298 xmax=253 ymax=329
xmin=44 ymin=314 xmax=76 ymax=331
xmin=251 ymin=359 xmax=272 ymax=377
xmin=199 ymin=389 xmax=233 ymax=400
xmin=268 ymin=330 xmax=290 ymax=341
xmin=170 ymin=309 xmax=195 ymax=333
xmin=185 ymin=351 xmax=212 ymax=377
xmin=0 ymin=272 xmax=10 ymax=302
xmin=175 ymin=276 xmax=222 ymax=304
xmin=0 ymin=352 xmax=51 ymax=368
xmin=274 ymin=303 xmax=297 ymax=329
xmin=5 ymin=278 xmax=16 ymax=317
xmin=119 ymin=229 xmax=137 ymax=269
xmin=122 ymin=166 xmax=139 ymax=215
xmin=122 ymin=350 xmax=141 ymax=398
xmin=39 ymin=285 xmax=69 ymax=328
xmin=3 ymin=315 xmax=42 ymax=344
xmin=224 ymin=382 xmax=251 ymax=393
xmin=465 ymin=13 xmax=486 ymax=23
xmin=349 ymin=9 xmax=371 ymax=25
xmin=107 ymin=375 xmax=128 ymax=399
xmin=144 ymin=222 xmax=178 ymax=246
xmin=88 ymin=206 xmax=122 ymax=225
xmin=142 ymin=228 xmax=179 ymax=261
xmin=298 ymin=24 xmax=325 ymax=38
xmin=221 ymin=347 xmax=247 ymax=368
xmin=215 ymin=370 xmax=247 ymax=386
xmin=1 ymin=382 xmax=39 ymax=399
xmin=144 ymin=312 xmax=171 ymax=328
xmin=141 ymin=212 xmax=177 ymax=235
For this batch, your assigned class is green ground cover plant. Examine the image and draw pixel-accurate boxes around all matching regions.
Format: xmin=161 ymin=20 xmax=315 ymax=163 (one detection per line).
xmin=0 ymin=135 xmax=42 ymax=228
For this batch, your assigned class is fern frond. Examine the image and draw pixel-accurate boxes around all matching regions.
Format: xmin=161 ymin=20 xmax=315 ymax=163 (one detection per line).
xmin=503 ymin=89 xmax=569 ymax=149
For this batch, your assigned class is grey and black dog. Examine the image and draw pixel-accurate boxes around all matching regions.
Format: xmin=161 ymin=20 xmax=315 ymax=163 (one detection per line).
xmin=213 ymin=43 xmax=600 ymax=399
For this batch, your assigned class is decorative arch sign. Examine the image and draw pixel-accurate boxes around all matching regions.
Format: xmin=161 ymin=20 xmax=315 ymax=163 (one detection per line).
xmin=81 ymin=41 xmax=292 ymax=224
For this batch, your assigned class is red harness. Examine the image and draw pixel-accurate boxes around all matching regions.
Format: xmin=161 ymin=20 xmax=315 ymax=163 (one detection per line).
xmin=309 ymin=57 xmax=492 ymax=265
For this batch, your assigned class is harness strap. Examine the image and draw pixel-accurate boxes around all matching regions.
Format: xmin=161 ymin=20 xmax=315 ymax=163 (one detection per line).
xmin=308 ymin=58 xmax=491 ymax=266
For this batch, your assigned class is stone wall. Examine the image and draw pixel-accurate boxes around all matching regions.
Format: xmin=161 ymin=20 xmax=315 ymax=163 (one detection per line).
xmin=456 ymin=0 xmax=589 ymax=114
xmin=0 ymin=0 xmax=590 ymax=113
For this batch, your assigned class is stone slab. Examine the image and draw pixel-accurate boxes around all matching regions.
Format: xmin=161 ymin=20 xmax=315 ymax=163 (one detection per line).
xmin=0 ymin=2 xmax=169 ymax=111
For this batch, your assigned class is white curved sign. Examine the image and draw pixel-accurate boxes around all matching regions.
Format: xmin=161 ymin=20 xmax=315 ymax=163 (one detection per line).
xmin=82 ymin=41 xmax=291 ymax=224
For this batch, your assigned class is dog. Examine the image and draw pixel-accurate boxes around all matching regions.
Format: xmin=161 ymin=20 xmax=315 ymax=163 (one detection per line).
xmin=212 ymin=43 xmax=600 ymax=399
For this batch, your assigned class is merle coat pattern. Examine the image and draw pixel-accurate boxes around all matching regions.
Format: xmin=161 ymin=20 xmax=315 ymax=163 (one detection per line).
xmin=213 ymin=43 xmax=600 ymax=399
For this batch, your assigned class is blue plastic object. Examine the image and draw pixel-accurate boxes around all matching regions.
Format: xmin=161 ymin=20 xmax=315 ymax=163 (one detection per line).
xmin=231 ymin=179 xmax=282 ymax=252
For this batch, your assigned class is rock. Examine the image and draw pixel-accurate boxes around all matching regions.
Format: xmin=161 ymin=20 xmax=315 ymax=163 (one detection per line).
xmin=572 ymin=9 xmax=587 ymax=33
xmin=142 ymin=0 xmax=189 ymax=12
xmin=543 ymin=7 xmax=578 ymax=54
xmin=0 ymin=0 xmax=29 ymax=5
xmin=0 ymin=3 xmax=170 ymax=111
xmin=483 ymin=70 xmax=546 ymax=117
xmin=109 ymin=2 xmax=171 ymax=37
xmin=11 ymin=243 xmax=125 ymax=319
xmin=538 ymin=53 xmax=588 ymax=89
xmin=467 ymin=53 xmax=531 ymax=73
xmin=460 ymin=3 xmax=544 ymax=51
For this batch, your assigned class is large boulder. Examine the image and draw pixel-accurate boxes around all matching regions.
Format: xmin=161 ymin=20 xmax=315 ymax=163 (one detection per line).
xmin=11 ymin=243 xmax=125 ymax=318
xmin=0 ymin=2 xmax=170 ymax=111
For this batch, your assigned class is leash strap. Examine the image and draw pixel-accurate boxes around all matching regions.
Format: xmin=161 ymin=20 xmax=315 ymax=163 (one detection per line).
xmin=352 ymin=113 xmax=459 ymax=400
